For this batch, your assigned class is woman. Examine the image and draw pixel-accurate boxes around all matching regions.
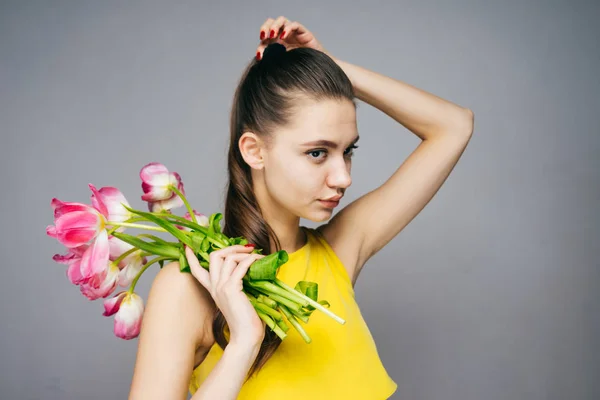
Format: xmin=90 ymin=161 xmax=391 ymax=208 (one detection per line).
xmin=128 ymin=16 xmax=474 ymax=400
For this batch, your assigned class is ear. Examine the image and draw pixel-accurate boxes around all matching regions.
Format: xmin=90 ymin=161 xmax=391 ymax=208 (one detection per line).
xmin=238 ymin=131 xmax=266 ymax=170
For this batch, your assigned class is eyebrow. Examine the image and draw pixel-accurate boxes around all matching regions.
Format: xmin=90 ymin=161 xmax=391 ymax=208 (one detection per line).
xmin=301 ymin=135 xmax=360 ymax=149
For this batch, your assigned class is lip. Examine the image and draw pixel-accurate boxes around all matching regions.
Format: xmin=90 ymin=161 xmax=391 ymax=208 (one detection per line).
xmin=318 ymin=199 xmax=340 ymax=208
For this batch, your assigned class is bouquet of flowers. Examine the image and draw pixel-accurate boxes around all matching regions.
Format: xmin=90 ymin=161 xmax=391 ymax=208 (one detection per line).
xmin=46 ymin=162 xmax=345 ymax=343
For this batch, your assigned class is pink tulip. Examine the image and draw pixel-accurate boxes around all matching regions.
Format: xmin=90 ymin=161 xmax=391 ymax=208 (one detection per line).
xmin=103 ymin=291 xmax=127 ymax=316
xmin=108 ymin=236 xmax=147 ymax=267
xmin=89 ymin=184 xmax=132 ymax=232
xmin=176 ymin=210 xmax=210 ymax=231
xmin=79 ymin=263 xmax=120 ymax=300
xmin=48 ymin=185 xmax=135 ymax=285
xmin=47 ymin=200 xmax=110 ymax=283
xmin=51 ymin=235 xmax=111 ymax=287
xmin=79 ymin=229 xmax=110 ymax=281
xmin=46 ymin=199 xmax=106 ymax=248
xmin=107 ymin=236 xmax=147 ymax=287
xmin=53 ymin=244 xmax=89 ymax=285
xmin=103 ymin=292 xmax=144 ymax=340
xmin=140 ymin=162 xmax=185 ymax=212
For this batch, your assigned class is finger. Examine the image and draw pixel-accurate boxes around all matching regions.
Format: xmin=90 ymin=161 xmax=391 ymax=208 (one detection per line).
xmin=210 ymin=245 xmax=254 ymax=284
xmin=279 ymin=19 xmax=296 ymax=40
xmin=230 ymin=254 xmax=264 ymax=282
xmin=256 ymin=42 xmax=267 ymax=60
xmin=184 ymin=246 xmax=211 ymax=289
xmin=259 ymin=18 xmax=275 ymax=41
xmin=218 ymin=253 xmax=250 ymax=287
xmin=269 ymin=16 xmax=288 ymax=39
xmin=284 ymin=21 xmax=311 ymax=42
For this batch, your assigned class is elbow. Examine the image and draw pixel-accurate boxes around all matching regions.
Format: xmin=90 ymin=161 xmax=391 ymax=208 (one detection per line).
xmin=457 ymin=108 xmax=475 ymax=137
xmin=442 ymin=107 xmax=474 ymax=140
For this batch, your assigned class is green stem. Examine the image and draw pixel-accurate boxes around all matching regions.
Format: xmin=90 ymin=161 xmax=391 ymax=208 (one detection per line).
xmin=256 ymin=311 xmax=287 ymax=340
xmin=248 ymin=280 xmax=310 ymax=307
xmin=128 ymin=256 xmax=172 ymax=293
xmin=246 ymin=294 xmax=283 ymax=321
xmin=169 ymin=185 xmax=197 ymax=225
xmin=279 ymin=305 xmax=311 ymax=344
xmin=111 ymin=247 xmax=138 ymax=267
xmin=107 ymin=221 xmax=168 ymax=233
xmin=136 ymin=233 xmax=170 ymax=245
xmin=106 ymin=216 xmax=148 ymax=235
xmin=151 ymin=212 xmax=229 ymax=249
xmin=275 ymin=278 xmax=346 ymax=325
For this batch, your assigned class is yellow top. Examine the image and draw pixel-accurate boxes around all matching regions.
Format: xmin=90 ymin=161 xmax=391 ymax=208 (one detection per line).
xmin=189 ymin=226 xmax=397 ymax=399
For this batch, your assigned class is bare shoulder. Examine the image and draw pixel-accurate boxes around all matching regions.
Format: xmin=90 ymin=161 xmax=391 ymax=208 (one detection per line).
xmin=128 ymin=262 xmax=216 ymax=399
xmin=149 ymin=261 xmax=217 ymax=347
xmin=316 ymin=215 xmax=365 ymax=287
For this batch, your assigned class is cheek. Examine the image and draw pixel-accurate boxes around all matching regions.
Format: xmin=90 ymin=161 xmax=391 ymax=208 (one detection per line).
xmin=267 ymin=157 xmax=318 ymax=201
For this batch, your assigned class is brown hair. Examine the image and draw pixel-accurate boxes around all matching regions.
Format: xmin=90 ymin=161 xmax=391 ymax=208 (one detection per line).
xmin=215 ymin=43 xmax=355 ymax=381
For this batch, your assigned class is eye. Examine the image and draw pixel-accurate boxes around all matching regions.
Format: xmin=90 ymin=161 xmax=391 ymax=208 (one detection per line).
xmin=345 ymin=145 xmax=359 ymax=157
xmin=306 ymin=145 xmax=359 ymax=162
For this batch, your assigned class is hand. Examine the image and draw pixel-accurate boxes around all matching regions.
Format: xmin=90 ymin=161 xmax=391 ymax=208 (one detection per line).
xmin=184 ymin=244 xmax=267 ymax=348
xmin=256 ymin=16 xmax=329 ymax=60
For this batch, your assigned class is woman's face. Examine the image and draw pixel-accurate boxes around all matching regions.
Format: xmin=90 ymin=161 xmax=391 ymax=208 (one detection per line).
xmin=258 ymin=98 xmax=359 ymax=222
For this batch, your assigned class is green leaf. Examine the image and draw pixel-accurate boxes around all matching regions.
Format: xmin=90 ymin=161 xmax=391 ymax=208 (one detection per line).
xmin=178 ymin=251 xmax=190 ymax=273
xmin=190 ymin=231 xmax=206 ymax=253
xmin=247 ymin=250 xmax=288 ymax=281
xmin=152 ymin=212 xmax=210 ymax=235
xmin=201 ymin=236 xmax=210 ymax=252
xmin=208 ymin=213 xmax=223 ymax=236
xmin=122 ymin=204 xmax=194 ymax=248
xmin=295 ymin=281 xmax=319 ymax=310
xmin=111 ymin=232 xmax=180 ymax=258
xmin=294 ymin=281 xmax=318 ymax=301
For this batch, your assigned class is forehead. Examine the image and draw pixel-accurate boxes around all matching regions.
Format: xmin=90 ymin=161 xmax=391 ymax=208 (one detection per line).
xmin=278 ymin=98 xmax=357 ymax=145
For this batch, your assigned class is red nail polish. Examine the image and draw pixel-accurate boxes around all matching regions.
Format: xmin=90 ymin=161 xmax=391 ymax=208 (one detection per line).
xmin=256 ymin=51 xmax=260 ymax=60
xmin=280 ymin=31 xmax=286 ymax=39
xmin=260 ymin=31 xmax=265 ymax=40
xmin=270 ymin=30 xmax=275 ymax=38
xmin=244 ymin=244 xmax=255 ymax=248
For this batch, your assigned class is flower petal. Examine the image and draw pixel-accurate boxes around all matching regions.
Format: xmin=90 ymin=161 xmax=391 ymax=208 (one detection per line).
xmin=141 ymin=184 xmax=172 ymax=201
xmin=114 ymin=293 xmax=144 ymax=340
xmin=66 ymin=259 xmax=85 ymax=285
xmin=117 ymin=258 xmax=144 ymax=287
xmin=108 ymin=236 xmax=134 ymax=266
xmin=90 ymin=184 xmax=132 ymax=222
xmin=80 ymin=264 xmax=120 ymax=300
xmin=103 ymin=291 xmax=127 ymax=316
xmin=51 ymin=198 xmax=97 ymax=219
xmin=140 ymin=162 xmax=171 ymax=186
xmin=149 ymin=192 xmax=184 ymax=212
xmin=55 ymin=211 xmax=104 ymax=248
xmin=88 ymin=184 xmax=109 ymax=218
xmin=46 ymin=225 xmax=57 ymax=238
xmin=79 ymin=230 xmax=110 ymax=280
xmin=177 ymin=210 xmax=209 ymax=231
xmin=52 ymin=249 xmax=81 ymax=264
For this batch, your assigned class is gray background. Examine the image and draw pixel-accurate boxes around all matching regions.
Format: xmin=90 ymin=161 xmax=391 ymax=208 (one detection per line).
xmin=1 ymin=1 xmax=598 ymax=399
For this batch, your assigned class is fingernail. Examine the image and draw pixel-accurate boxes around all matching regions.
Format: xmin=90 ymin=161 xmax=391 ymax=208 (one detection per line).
xmin=260 ymin=31 xmax=265 ymax=40
xmin=270 ymin=30 xmax=275 ymax=38
xmin=244 ymin=244 xmax=255 ymax=248
xmin=256 ymin=51 xmax=261 ymax=60
xmin=280 ymin=31 xmax=286 ymax=39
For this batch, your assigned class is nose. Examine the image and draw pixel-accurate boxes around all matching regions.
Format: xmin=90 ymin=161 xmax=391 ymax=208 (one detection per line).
xmin=326 ymin=158 xmax=352 ymax=191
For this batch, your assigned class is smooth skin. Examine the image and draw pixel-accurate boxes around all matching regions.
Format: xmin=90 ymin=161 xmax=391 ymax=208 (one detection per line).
xmin=128 ymin=16 xmax=474 ymax=400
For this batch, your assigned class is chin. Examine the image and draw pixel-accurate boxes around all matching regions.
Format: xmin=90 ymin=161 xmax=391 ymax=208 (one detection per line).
xmin=304 ymin=210 xmax=333 ymax=223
